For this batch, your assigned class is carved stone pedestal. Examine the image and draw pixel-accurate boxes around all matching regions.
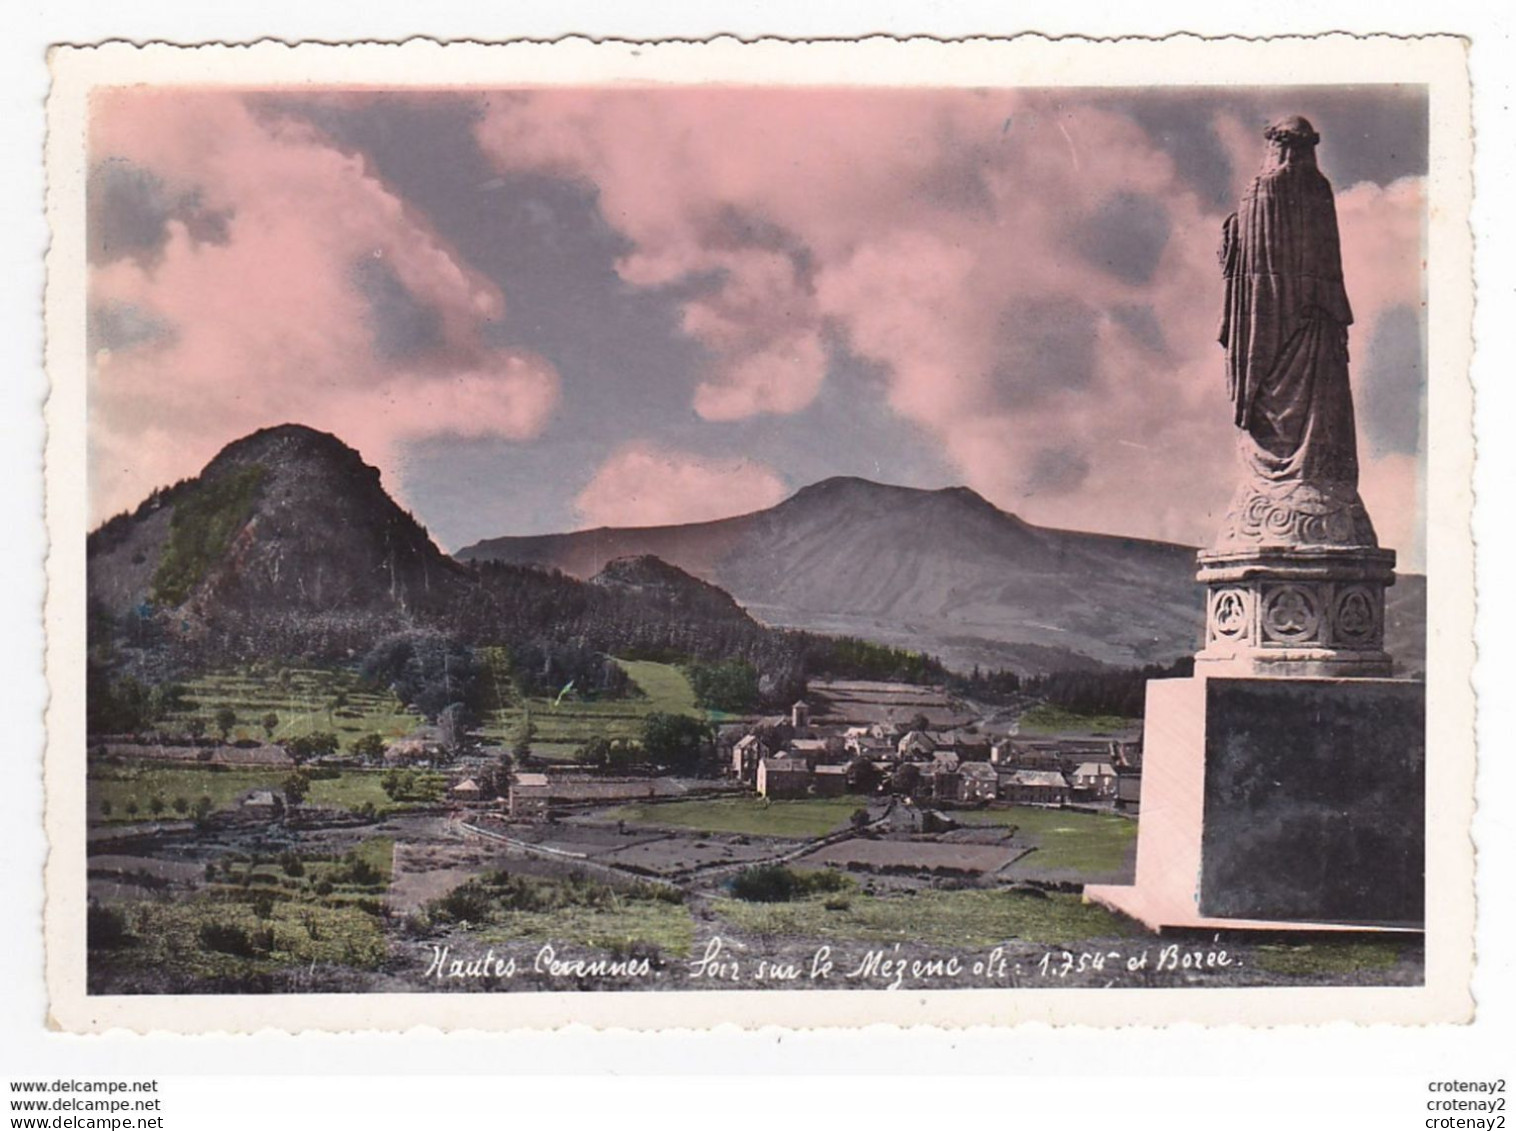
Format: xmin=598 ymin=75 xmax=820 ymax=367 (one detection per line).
xmin=1196 ymin=546 xmax=1397 ymax=677
xmin=1085 ymin=673 xmax=1425 ymax=932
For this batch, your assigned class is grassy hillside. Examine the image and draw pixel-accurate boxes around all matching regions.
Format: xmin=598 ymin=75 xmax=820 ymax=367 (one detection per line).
xmin=476 ymin=658 xmax=705 ymax=760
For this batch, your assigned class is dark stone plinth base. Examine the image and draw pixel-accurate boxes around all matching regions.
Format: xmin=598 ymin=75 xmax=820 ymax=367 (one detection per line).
xmin=1196 ymin=546 xmax=1397 ymax=677
xmin=1086 ymin=673 xmax=1424 ymax=932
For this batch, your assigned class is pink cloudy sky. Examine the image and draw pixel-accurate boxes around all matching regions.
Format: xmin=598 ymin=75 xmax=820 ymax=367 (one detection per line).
xmin=87 ymin=85 xmax=1427 ymax=566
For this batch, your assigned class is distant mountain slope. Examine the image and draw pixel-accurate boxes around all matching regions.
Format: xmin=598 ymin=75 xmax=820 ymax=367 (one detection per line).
xmin=459 ymin=476 xmax=1427 ymax=675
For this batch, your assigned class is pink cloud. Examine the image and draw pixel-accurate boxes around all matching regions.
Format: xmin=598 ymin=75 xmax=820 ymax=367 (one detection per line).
xmin=87 ymin=90 xmax=558 ymax=524
xmin=575 ymin=444 xmax=788 ymax=529
xmin=476 ymin=92 xmax=1426 ymax=564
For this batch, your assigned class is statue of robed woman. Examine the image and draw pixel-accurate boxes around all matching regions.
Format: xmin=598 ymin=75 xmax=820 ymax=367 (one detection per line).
xmin=1215 ymin=115 xmax=1378 ymax=549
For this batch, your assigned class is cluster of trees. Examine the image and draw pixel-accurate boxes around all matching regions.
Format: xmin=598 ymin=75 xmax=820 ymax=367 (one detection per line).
xmin=571 ymin=713 xmax=714 ymax=775
xmin=1024 ymin=657 xmax=1194 ymax=719
xmin=360 ymin=630 xmax=488 ymax=721
xmin=98 ymin=793 xmax=214 ymax=822
xmin=796 ymin=635 xmax=947 ymax=685
xmin=685 ymin=658 xmax=760 ymax=713
xmin=457 ymin=562 xmax=942 ymax=711
xmin=508 ymin=638 xmax=631 ymax=700
xmin=85 ymin=662 xmax=188 ymax=734
xmin=284 ymin=732 xmax=340 ymax=763
xmin=380 ymin=768 xmax=434 ymax=802
xmin=573 ymin=736 xmax=641 ymax=771
xmin=948 ymin=665 xmax=1025 ymax=703
xmin=639 ymin=712 xmax=712 ymax=773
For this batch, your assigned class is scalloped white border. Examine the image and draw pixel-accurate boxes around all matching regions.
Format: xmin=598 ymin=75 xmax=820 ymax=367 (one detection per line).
xmin=42 ymin=34 xmax=1476 ymax=1033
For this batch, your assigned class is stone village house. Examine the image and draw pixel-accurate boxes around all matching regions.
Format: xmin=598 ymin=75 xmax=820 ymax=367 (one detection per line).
xmin=1069 ymin=761 xmax=1120 ymax=801
xmin=998 ymin=769 xmax=1070 ymax=806
xmin=757 ymin=757 xmax=814 ymax=799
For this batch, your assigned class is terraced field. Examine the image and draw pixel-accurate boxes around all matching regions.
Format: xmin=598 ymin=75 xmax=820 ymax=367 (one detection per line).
xmin=167 ymin=666 xmax=419 ymax=751
xmin=156 ymin=658 xmax=703 ymax=763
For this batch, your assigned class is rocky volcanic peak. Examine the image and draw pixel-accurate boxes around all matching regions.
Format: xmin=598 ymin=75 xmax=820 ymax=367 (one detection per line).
xmin=88 ymin=423 xmax=462 ymax=620
xmin=204 ymin=422 xmax=373 ymax=475
xmin=591 ymin=554 xmax=751 ymax=622
xmin=225 ymin=426 xmax=454 ymax=596
xmin=766 ymin=477 xmax=1033 ymax=541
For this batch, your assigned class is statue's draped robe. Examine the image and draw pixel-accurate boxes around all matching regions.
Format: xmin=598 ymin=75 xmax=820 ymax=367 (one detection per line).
xmin=1219 ymin=158 xmax=1360 ymax=490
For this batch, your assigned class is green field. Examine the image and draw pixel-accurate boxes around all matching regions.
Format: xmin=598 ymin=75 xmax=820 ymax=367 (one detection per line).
xmin=601 ymin=796 xmax=866 ymax=839
xmin=88 ymin=762 xmax=445 ymax=821
xmin=167 ymin=666 xmax=420 ymax=750
xmin=477 ymin=659 xmax=706 ymax=756
xmin=958 ymin=806 xmax=1137 ymax=875
xmin=711 ymin=887 xmax=1140 ymax=947
xmin=617 ymin=661 xmax=702 ymax=714
xmin=1017 ymin=704 xmax=1139 ymax=737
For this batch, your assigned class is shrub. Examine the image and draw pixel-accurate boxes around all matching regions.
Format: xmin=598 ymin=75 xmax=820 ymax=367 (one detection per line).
xmin=729 ymin=865 xmax=851 ymax=903
xmin=197 ymin=919 xmax=273 ymax=958
xmin=336 ymin=855 xmax=383 ymax=887
xmin=351 ymin=733 xmax=387 ymax=763
xmin=433 ymin=881 xmax=495 ymax=923
xmin=87 ymin=903 xmax=133 ymax=950
xmin=603 ymin=939 xmax=664 ymax=965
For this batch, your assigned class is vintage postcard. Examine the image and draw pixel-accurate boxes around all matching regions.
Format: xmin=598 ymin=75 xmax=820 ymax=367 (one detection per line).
xmin=43 ymin=36 xmax=1474 ymax=1032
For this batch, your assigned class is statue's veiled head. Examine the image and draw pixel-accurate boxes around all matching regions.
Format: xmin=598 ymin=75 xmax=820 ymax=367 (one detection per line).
xmin=1261 ymin=115 xmax=1322 ymax=170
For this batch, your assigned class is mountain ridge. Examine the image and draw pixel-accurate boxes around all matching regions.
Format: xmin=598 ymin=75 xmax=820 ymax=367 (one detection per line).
xmin=459 ymin=475 xmax=1426 ymax=675
xmin=87 ymin=425 xmax=1425 ymax=678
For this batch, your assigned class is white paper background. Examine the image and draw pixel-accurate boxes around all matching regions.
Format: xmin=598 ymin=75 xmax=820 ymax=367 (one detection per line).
xmin=3 ymin=0 xmax=1512 ymax=1119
